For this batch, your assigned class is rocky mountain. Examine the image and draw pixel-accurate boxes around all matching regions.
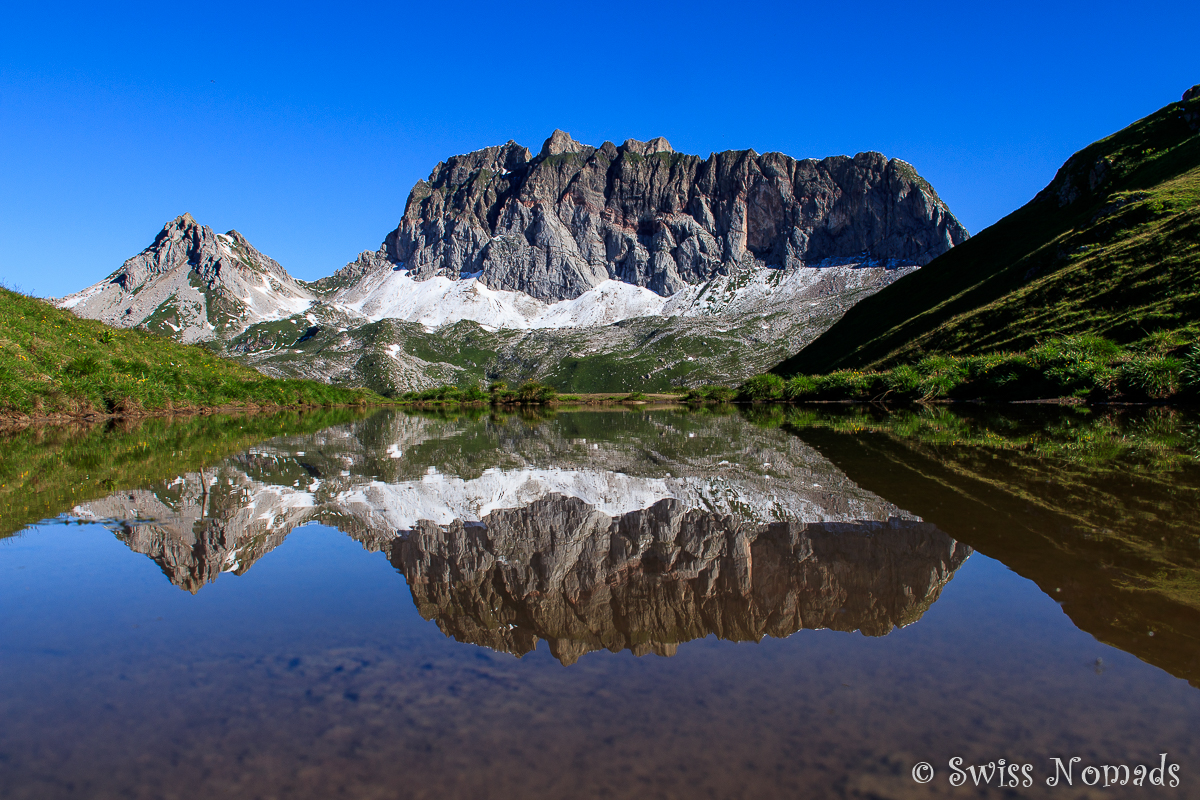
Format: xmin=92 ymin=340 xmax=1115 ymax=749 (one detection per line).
xmin=84 ymin=464 xmax=303 ymax=593
xmin=59 ymin=213 xmax=314 ymax=342
xmin=386 ymin=131 xmax=967 ymax=301
xmin=775 ymin=84 xmax=1200 ymax=375
xmin=57 ymin=133 xmax=968 ymax=391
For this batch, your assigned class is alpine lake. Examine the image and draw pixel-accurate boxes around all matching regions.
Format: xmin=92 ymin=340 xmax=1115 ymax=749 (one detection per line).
xmin=2 ymin=403 xmax=1199 ymax=799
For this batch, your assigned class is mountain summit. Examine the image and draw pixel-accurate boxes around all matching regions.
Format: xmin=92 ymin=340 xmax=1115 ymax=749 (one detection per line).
xmin=383 ymin=131 xmax=968 ymax=302
xmin=60 ymin=214 xmax=313 ymax=342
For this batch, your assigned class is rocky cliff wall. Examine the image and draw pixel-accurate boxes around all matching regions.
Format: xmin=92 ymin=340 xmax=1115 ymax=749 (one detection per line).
xmin=385 ymin=131 xmax=969 ymax=301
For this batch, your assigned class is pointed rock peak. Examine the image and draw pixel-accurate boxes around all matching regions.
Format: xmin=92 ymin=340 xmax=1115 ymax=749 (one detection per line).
xmin=153 ymin=213 xmax=206 ymax=246
xmin=540 ymin=129 xmax=585 ymax=157
xmin=645 ymin=136 xmax=672 ymax=155
xmin=502 ymin=141 xmax=534 ymax=169
xmin=167 ymin=212 xmax=199 ymax=230
xmin=225 ymin=230 xmax=251 ymax=247
xmin=620 ymin=136 xmax=673 ymax=156
xmin=1184 ymin=84 xmax=1200 ymax=103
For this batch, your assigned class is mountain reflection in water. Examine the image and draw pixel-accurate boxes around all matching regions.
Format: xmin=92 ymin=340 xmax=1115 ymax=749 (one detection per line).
xmin=393 ymin=500 xmax=961 ymax=663
xmin=69 ymin=410 xmax=968 ymax=661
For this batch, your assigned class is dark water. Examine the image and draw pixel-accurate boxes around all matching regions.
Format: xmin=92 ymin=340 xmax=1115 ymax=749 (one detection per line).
xmin=2 ymin=406 xmax=1199 ymax=799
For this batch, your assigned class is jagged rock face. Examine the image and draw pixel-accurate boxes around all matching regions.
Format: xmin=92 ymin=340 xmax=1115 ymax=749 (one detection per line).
xmin=390 ymin=495 xmax=969 ymax=665
xmin=58 ymin=213 xmax=314 ymax=341
xmin=385 ymin=132 xmax=970 ymax=301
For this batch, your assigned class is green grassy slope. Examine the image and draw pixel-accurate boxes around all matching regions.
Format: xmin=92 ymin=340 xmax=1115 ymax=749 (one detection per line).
xmin=237 ymin=311 xmax=803 ymax=395
xmin=774 ymin=86 xmax=1200 ymax=376
xmin=0 ymin=288 xmax=380 ymax=417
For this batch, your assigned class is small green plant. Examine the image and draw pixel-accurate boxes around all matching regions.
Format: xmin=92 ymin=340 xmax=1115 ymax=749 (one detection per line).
xmin=737 ymin=373 xmax=785 ymax=401
xmin=783 ymin=375 xmax=818 ymax=400
xmin=1120 ymin=356 xmax=1183 ymax=399
xmin=63 ymin=355 xmax=102 ymax=377
xmin=459 ymin=383 xmax=488 ymax=402
xmin=703 ymin=386 xmax=736 ymax=402
xmin=498 ymin=381 xmax=556 ymax=405
xmin=1180 ymin=344 xmax=1200 ymax=395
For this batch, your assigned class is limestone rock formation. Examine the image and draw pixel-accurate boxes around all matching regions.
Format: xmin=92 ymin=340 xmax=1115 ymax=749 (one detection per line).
xmin=384 ymin=131 xmax=969 ymax=301
xmin=57 ymin=213 xmax=314 ymax=342
xmin=76 ymin=464 xmax=318 ymax=592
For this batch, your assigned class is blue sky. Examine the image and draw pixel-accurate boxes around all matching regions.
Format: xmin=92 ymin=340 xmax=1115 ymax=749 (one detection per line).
xmin=2 ymin=0 xmax=1197 ymax=298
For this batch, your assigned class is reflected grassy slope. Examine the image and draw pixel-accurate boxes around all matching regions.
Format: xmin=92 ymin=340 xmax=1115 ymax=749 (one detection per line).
xmin=768 ymin=404 xmax=1200 ymax=684
xmin=0 ymin=408 xmax=370 ymax=538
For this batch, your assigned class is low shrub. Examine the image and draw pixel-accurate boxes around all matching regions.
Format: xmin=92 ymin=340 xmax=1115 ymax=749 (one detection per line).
xmin=512 ymin=381 xmax=557 ymax=404
xmin=737 ymin=373 xmax=785 ymax=401
xmin=703 ymin=386 xmax=736 ymax=402
xmin=783 ymin=375 xmax=819 ymax=400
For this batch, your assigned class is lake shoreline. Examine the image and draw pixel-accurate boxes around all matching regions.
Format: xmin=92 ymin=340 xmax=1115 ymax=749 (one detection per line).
xmin=0 ymin=400 xmax=394 ymax=431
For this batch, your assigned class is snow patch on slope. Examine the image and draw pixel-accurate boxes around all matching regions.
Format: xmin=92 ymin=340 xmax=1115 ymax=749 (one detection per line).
xmin=335 ymin=270 xmax=666 ymax=330
xmin=332 ymin=261 xmax=914 ymax=332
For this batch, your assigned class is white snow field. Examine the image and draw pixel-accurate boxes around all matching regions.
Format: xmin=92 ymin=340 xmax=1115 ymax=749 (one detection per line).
xmin=330 ymin=261 xmax=912 ymax=332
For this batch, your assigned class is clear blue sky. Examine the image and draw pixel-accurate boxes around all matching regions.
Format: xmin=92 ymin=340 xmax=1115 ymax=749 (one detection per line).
xmin=2 ymin=0 xmax=1197 ymax=298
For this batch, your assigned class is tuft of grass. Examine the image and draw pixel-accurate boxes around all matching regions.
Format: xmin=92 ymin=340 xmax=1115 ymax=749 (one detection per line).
xmin=737 ymin=373 xmax=785 ymax=401
xmin=511 ymin=381 xmax=557 ymax=404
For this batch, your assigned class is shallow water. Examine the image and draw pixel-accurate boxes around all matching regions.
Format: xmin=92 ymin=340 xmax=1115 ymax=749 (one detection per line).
xmin=2 ymin=406 xmax=1198 ymax=798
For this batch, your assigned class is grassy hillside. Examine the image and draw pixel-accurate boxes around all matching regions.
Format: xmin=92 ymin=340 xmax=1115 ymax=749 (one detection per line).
xmin=0 ymin=288 xmax=381 ymax=417
xmin=235 ymin=311 xmax=809 ymax=395
xmin=740 ymin=334 xmax=1200 ymax=402
xmin=775 ymin=86 xmax=1200 ymax=375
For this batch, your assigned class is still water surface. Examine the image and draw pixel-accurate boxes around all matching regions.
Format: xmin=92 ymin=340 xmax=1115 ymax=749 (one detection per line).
xmin=2 ymin=406 xmax=1199 ymax=798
